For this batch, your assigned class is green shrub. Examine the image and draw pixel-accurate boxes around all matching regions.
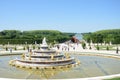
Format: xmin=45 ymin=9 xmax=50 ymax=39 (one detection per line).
xmin=89 ymin=46 xmax=92 ymax=49
xmin=106 ymin=46 xmax=109 ymax=51
xmin=116 ymin=47 xmax=119 ymax=53
xmin=38 ymin=46 xmax=40 ymax=49
xmin=23 ymin=46 xmax=25 ymax=50
xmin=6 ymin=47 xmax=8 ymax=51
xmin=97 ymin=46 xmax=99 ymax=50
xmin=14 ymin=46 xmax=17 ymax=50
xmin=33 ymin=45 xmax=35 ymax=50
xmin=26 ymin=46 xmax=29 ymax=50
xmin=82 ymin=42 xmax=86 ymax=49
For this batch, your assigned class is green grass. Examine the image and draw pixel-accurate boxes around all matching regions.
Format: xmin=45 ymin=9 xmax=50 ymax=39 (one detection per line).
xmin=95 ymin=45 xmax=117 ymax=50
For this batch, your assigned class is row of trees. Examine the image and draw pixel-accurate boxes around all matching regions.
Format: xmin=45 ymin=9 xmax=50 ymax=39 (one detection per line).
xmin=83 ymin=29 xmax=120 ymax=44
xmin=0 ymin=30 xmax=75 ymax=44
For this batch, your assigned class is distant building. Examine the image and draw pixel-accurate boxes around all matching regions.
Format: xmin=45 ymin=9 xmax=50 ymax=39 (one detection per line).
xmin=71 ymin=33 xmax=83 ymax=43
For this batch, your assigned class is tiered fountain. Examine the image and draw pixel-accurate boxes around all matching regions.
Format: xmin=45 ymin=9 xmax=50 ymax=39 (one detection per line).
xmin=9 ymin=37 xmax=80 ymax=69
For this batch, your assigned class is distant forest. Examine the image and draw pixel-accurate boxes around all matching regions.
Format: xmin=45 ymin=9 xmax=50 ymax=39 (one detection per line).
xmin=0 ymin=30 xmax=75 ymax=44
xmin=83 ymin=29 xmax=120 ymax=44
xmin=0 ymin=29 xmax=119 ymax=44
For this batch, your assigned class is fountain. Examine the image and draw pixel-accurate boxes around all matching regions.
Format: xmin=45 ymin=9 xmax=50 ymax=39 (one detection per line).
xmin=0 ymin=43 xmax=120 ymax=79
xmin=9 ymin=37 xmax=80 ymax=69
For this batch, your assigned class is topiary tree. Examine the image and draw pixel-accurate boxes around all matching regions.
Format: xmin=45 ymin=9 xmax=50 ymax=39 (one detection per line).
xmin=82 ymin=42 xmax=86 ymax=49
xmin=14 ymin=46 xmax=17 ymax=50
xmin=23 ymin=46 xmax=25 ymax=50
xmin=2 ymin=44 xmax=5 ymax=46
xmin=6 ymin=47 xmax=8 ymax=51
xmin=38 ymin=46 xmax=40 ymax=49
xmin=97 ymin=45 xmax=99 ymax=50
xmin=116 ymin=47 xmax=119 ymax=54
xmin=33 ymin=45 xmax=35 ymax=50
xmin=106 ymin=46 xmax=109 ymax=51
xmin=89 ymin=46 xmax=92 ymax=49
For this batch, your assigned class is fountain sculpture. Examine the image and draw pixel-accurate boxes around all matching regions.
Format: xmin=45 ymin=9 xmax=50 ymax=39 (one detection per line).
xmin=9 ymin=37 xmax=80 ymax=69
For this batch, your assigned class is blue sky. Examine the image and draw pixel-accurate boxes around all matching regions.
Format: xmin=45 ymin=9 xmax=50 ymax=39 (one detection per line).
xmin=0 ymin=0 xmax=120 ymax=33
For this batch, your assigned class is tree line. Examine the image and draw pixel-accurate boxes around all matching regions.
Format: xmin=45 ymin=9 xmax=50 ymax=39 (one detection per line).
xmin=83 ymin=29 xmax=120 ymax=44
xmin=0 ymin=30 xmax=75 ymax=44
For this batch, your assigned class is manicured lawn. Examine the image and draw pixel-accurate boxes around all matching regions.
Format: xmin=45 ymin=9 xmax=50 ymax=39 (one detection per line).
xmin=95 ymin=45 xmax=118 ymax=50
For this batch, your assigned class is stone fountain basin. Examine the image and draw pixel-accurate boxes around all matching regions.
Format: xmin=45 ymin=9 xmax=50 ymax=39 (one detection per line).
xmin=0 ymin=52 xmax=120 ymax=79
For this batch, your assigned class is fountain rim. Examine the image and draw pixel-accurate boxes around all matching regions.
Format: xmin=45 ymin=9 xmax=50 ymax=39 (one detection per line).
xmin=67 ymin=52 xmax=120 ymax=80
xmin=1 ymin=51 xmax=120 ymax=79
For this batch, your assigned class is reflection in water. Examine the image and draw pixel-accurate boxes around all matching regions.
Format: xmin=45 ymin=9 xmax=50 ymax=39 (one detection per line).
xmin=16 ymin=66 xmax=72 ymax=79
